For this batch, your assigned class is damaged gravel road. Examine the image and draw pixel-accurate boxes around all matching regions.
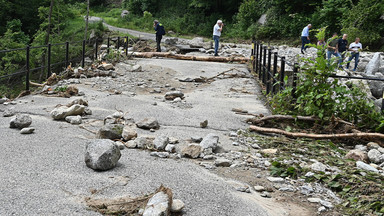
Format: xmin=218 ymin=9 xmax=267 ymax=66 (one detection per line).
xmin=0 ymin=58 xmax=313 ymax=215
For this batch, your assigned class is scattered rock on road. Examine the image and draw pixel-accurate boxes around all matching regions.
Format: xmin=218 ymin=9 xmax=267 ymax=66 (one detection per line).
xmin=153 ymin=135 xmax=169 ymax=150
xmin=65 ymin=115 xmax=82 ymax=124
xmin=200 ymin=133 xmax=219 ymax=151
xmin=164 ymin=91 xmax=184 ymax=100
xmin=20 ymin=127 xmax=35 ymax=134
xmin=122 ymin=123 xmax=138 ymax=141
xmin=143 ymin=187 xmax=172 ymax=216
xmin=181 ymin=144 xmax=202 ymax=159
xmin=96 ymin=124 xmax=124 ymax=140
xmin=50 ymin=104 xmax=85 ymax=120
xmin=85 ymin=139 xmax=121 ymax=171
xmin=10 ymin=114 xmax=32 ymax=129
xmin=3 ymin=108 xmax=15 ymax=117
xmin=136 ymin=117 xmax=160 ymax=130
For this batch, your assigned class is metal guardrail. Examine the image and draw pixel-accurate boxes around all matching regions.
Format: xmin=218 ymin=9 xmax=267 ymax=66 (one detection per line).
xmin=251 ymin=40 xmax=384 ymax=111
xmin=0 ymin=36 xmax=131 ymax=91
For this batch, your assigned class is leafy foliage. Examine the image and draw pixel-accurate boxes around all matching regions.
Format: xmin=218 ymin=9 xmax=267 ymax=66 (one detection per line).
xmin=270 ymin=27 xmax=384 ymax=131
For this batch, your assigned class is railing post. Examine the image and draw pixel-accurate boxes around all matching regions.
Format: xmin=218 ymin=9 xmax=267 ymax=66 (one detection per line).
xmin=273 ymin=52 xmax=278 ymax=94
xmin=117 ymin=36 xmax=120 ymax=50
xmin=262 ymin=46 xmax=267 ymax=84
xmin=95 ymin=40 xmax=98 ymax=61
xmin=125 ymin=36 xmax=128 ymax=56
xmin=65 ymin=41 xmax=69 ymax=68
xmin=47 ymin=44 xmax=51 ymax=78
xmin=292 ymin=63 xmax=298 ymax=98
xmin=280 ymin=57 xmax=286 ymax=91
xmin=26 ymin=46 xmax=30 ymax=91
xmin=107 ymin=37 xmax=110 ymax=54
xmin=82 ymin=40 xmax=86 ymax=68
xmin=266 ymin=48 xmax=272 ymax=94
xmin=251 ymin=41 xmax=255 ymax=72
xmin=255 ymin=42 xmax=259 ymax=73
xmin=259 ymin=43 xmax=263 ymax=78
xmin=382 ymin=89 xmax=384 ymax=112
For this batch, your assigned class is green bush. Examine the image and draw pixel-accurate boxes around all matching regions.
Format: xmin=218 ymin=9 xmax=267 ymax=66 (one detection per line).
xmin=270 ymin=28 xmax=384 ymax=131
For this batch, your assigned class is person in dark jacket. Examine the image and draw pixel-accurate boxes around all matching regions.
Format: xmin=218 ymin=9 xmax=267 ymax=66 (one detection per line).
xmin=153 ymin=20 xmax=165 ymax=52
xmin=337 ymin=34 xmax=348 ymax=67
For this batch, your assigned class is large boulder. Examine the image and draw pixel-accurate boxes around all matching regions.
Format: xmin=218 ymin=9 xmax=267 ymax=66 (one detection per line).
xmin=189 ymin=37 xmax=204 ymax=48
xmin=365 ymin=53 xmax=381 ymax=76
xmin=369 ymin=73 xmax=384 ymax=99
xmin=10 ymin=114 xmax=32 ymax=129
xmin=96 ymin=124 xmax=124 ymax=140
xmin=200 ymin=133 xmax=219 ymax=151
xmin=136 ymin=118 xmax=160 ymax=130
xmin=50 ymin=104 xmax=85 ymax=120
xmin=85 ymin=139 xmax=121 ymax=171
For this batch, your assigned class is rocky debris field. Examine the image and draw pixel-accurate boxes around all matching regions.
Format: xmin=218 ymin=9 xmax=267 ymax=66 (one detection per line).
xmin=1 ymin=38 xmax=384 ymax=215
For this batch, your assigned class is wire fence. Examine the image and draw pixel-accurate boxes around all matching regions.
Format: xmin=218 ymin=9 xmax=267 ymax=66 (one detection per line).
xmin=0 ymin=36 xmax=132 ymax=91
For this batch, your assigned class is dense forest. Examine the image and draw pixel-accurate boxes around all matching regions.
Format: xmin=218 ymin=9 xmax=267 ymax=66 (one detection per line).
xmin=0 ymin=0 xmax=383 ymax=96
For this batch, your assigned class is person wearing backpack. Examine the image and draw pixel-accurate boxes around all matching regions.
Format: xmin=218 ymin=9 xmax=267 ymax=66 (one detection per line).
xmin=154 ymin=20 xmax=165 ymax=52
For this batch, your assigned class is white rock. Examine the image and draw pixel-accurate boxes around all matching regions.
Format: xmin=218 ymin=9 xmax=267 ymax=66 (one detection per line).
xmin=200 ymin=133 xmax=219 ymax=150
xmin=320 ymin=200 xmax=334 ymax=209
xmin=356 ymin=161 xmax=379 ymax=173
xmin=267 ymin=177 xmax=285 ymax=183
xmin=20 ymin=127 xmax=35 ymax=134
xmin=150 ymin=152 xmax=169 ymax=158
xmin=153 ymin=135 xmax=169 ymax=150
xmin=50 ymin=104 xmax=85 ymax=120
xmin=308 ymin=198 xmax=321 ymax=203
xmin=311 ymin=162 xmax=327 ymax=172
xmin=171 ymin=199 xmax=185 ymax=213
xmin=368 ymin=149 xmax=384 ymax=164
xmin=165 ymin=144 xmax=176 ymax=153
xmin=143 ymin=191 xmax=170 ymax=216
xmin=65 ymin=115 xmax=82 ymax=124
xmin=254 ymin=186 xmax=265 ymax=192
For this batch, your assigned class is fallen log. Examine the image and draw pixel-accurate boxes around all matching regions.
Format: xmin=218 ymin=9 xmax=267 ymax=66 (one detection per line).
xmin=249 ymin=125 xmax=384 ymax=145
xmin=131 ymin=52 xmax=249 ymax=63
xmin=248 ymin=114 xmax=354 ymax=126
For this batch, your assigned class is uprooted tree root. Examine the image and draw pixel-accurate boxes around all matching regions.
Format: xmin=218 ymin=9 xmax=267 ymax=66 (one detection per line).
xmin=86 ymin=185 xmax=172 ymax=215
xmin=247 ymin=114 xmax=384 ymax=145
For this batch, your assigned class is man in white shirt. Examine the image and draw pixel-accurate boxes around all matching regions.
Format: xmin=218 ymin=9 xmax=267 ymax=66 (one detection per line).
xmin=301 ymin=24 xmax=312 ymax=54
xmin=213 ymin=20 xmax=224 ymax=56
xmin=346 ymin=37 xmax=362 ymax=71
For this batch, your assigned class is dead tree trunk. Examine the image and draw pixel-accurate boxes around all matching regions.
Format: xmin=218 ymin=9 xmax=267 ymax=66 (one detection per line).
xmin=131 ymin=52 xmax=249 ymax=63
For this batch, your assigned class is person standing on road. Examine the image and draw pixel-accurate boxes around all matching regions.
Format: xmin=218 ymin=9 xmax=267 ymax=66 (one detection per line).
xmin=154 ymin=20 xmax=165 ymax=52
xmin=301 ymin=24 xmax=312 ymax=54
xmin=337 ymin=34 xmax=348 ymax=67
xmin=346 ymin=37 xmax=362 ymax=71
xmin=327 ymin=32 xmax=341 ymax=66
xmin=213 ymin=20 xmax=224 ymax=56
